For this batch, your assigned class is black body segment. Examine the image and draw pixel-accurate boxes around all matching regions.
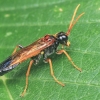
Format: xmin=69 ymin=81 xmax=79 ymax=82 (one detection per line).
xmin=0 ymin=56 xmax=19 ymax=75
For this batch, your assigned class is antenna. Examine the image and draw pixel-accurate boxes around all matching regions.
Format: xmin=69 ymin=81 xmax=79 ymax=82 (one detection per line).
xmin=66 ymin=4 xmax=85 ymax=36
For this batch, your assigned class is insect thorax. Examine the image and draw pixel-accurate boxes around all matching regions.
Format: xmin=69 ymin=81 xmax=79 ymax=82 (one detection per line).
xmin=43 ymin=40 xmax=59 ymax=59
xmin=32 ymin=35 xmax=59 ymax=64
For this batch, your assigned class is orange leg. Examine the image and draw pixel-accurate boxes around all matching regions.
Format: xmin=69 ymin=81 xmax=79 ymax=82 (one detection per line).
xmin=46 ymin=59 xmax=65 ymax=87
xmin=12 ymin=45 xmax=23 ymax=55
xmin=56 ymin=50 xmax=82 ymax=72
xmin=21 ymin=60 xmax=34 ymax=97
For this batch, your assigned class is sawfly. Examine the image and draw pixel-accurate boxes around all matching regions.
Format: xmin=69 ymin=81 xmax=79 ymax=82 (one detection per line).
xmin=0 ymin=4 xmax=84 ymax=96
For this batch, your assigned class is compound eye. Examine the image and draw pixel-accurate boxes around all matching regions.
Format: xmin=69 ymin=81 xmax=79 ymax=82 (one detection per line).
xmin=62 ymin=35 xmax=66 ymax=39
xmin=59 ymin=36 xmax=63 ymax=40
xmin=59 ymin=35 xmax=67 ymax=41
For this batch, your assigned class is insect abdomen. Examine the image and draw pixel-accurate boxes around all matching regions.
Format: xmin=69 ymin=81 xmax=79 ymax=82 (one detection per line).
xmin=0 ymin=57 xmax=19 ymax=76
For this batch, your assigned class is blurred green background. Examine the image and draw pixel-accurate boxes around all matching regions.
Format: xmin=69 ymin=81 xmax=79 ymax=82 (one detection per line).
xmin=0 ymin=0 xmax=100 ymax=100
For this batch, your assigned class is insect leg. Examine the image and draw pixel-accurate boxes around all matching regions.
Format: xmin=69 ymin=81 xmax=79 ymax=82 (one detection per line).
xmin=21 ymin=60 xmax=34 ymax=97
xmin=46 ymin=58 xmax=65 ymax=87
xmin=12 ymin=45 xmax=23 ymax=54
xmin=56 ymin=50 xmax=82 ymax=72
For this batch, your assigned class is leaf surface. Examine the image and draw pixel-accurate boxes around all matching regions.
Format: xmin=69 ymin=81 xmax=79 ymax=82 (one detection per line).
xmin=0 ymin=0 xmax=100 ymax=100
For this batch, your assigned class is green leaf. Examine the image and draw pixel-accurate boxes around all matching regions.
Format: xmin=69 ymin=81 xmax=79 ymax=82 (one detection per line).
xmin=0 ymin=0 xmax=100 ymax=100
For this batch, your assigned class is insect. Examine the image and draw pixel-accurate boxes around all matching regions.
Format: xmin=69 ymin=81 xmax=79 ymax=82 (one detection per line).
xmin=0 ymin=4 xmax=84 ymax=96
